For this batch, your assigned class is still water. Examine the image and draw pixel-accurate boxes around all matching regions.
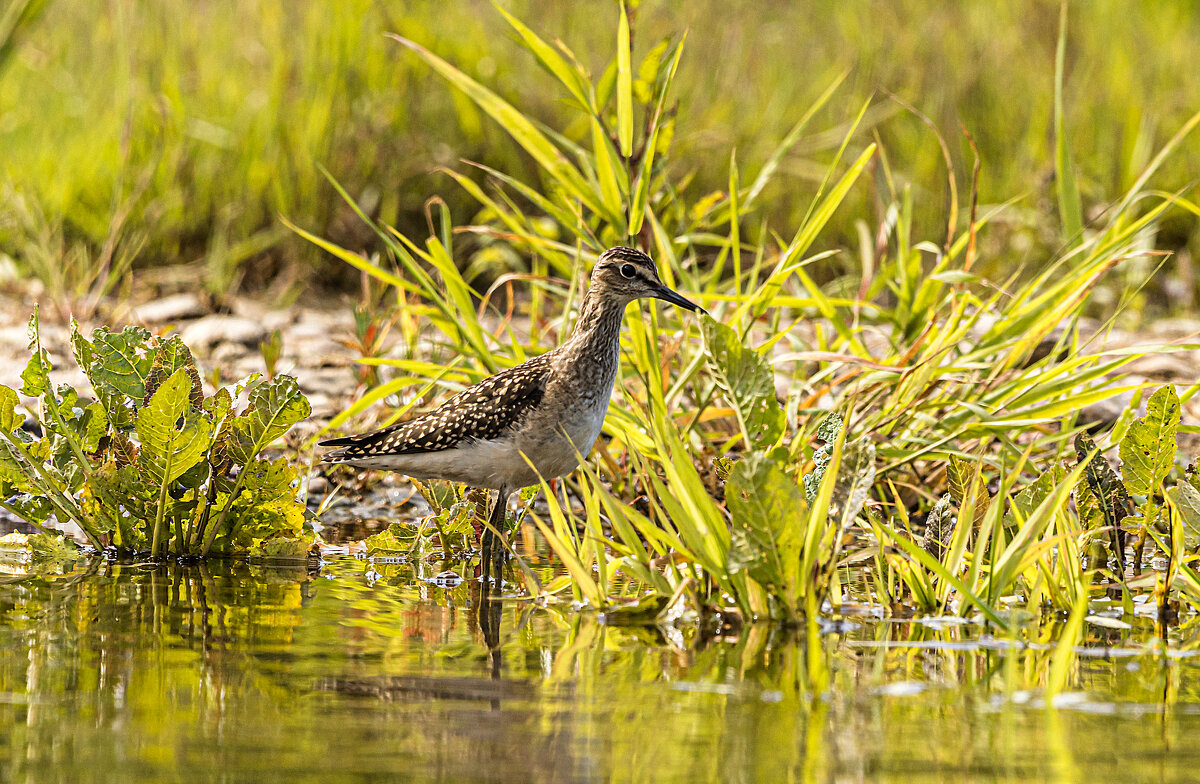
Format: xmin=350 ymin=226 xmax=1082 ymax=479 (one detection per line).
xmin=0 ymin=553 xmax=1198 ymax=783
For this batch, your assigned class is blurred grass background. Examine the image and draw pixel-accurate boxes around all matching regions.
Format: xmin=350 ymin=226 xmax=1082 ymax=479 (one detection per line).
xmin=0 ymin=0 xmax=1197 ymax=305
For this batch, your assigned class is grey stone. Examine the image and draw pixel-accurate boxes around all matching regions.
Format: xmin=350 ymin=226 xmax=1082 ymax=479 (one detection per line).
xmin=133 ymin=293 xmax=206 ymax=324
xmin=180 ymin=315 xmax=269 ymax=354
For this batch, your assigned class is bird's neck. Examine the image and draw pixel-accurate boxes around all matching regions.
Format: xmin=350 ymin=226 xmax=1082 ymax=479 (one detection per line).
xmin=567 ymin=285 xmax=627 ymax=350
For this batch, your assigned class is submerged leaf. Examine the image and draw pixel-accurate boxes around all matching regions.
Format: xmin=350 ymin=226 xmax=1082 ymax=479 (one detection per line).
xmin=250 ymin=534 xmax=315 ymax=561
xmin=0 ymin=531 xmax=78 ymax=562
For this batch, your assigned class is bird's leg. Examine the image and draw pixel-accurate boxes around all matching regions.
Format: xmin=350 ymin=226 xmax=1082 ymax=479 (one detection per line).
xmin=481 ymin=486 xmax=510 ymax=591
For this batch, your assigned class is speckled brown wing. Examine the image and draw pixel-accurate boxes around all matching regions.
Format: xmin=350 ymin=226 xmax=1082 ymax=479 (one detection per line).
xmin=320 ymin=354 xmax=553 ymax=459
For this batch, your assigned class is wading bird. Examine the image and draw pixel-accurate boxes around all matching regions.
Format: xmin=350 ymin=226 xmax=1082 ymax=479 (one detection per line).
xmin=320 ymin=246 xmax=705 ymax=560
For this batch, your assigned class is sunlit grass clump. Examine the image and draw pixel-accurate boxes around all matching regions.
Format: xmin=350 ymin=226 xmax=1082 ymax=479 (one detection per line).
xmin=302 ymin=5 xmax=1200 ymax=634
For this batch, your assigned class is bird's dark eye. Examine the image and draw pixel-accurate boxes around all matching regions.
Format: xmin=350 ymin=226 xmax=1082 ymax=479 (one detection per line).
xmin=620 ymin=263 xmax=636 ymax=278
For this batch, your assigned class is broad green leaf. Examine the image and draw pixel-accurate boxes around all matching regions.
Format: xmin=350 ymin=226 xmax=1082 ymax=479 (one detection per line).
xmin=832 ymin=438 xmax=875 ymax=533
xmin=726 ymin=450 xmax=806 ymax=601
xmin=225 ymin=375 xmax=310 ymax=465
xmin=1119 ymin=384 xmax=1179 ymax=496
xmin=1012 ymin=464 xmax=1065 ymax=521
xmin=947 ymin=453 xmax=989 ymax=527
xmin=20 ymin=310 xmax=49 ymax=397
xmin=0 ymin=442 xmax=36 ymax=494
xmin=1167 ymin=482 xmax=1200 ymax=549
xmin=136 ymin=368 xmax=213 ymax=487
xmin=1075 ymin=432 xmax=1134 ymax=568
xmin=81 ymin=402 xmax=108 ymax=453
xmin=76 ymin=325 xmax=155 ymax=400
xmin=213 ymin=458 xmax=308 ymax=553
xmin=0 ymin=385 xmax=19 ymax=433
xmin=701 ymin=317 xmax=784 ymax=449
xmin=84 ymin=463 xmax=154 ymax=546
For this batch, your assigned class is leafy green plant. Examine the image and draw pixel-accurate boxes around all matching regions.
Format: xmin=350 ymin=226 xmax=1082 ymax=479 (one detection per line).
xmin=0 ymin=307 xmax=314 ymax=558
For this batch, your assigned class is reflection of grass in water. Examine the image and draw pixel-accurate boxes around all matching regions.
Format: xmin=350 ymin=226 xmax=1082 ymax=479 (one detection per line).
xmin=4 ymin=555 xmax=1200 ymax=780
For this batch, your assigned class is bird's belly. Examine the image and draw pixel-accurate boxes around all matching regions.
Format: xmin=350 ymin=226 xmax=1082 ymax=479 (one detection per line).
xmin=354 ymin=439 xmax=528 ymax=490
xmin=341 ymin=401 xmax=608 ymax=490
xmin=521 ymin=400 xmax=607 ymax=479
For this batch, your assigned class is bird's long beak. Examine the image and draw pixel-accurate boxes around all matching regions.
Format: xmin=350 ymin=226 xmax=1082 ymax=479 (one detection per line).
xmin=653 ymin=284 xmax=707 ymax=315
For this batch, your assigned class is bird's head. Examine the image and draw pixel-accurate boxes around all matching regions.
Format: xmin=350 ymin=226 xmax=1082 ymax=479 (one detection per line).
xmin=589 ymin=246 xmax=706 ymax=314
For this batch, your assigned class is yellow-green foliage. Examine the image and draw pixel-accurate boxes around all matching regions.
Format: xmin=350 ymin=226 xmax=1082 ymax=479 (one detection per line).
xmin=0 ymin=308 xmax=314 ymax=557
xmin=1 ymin=1 xmax=1198 ymax=293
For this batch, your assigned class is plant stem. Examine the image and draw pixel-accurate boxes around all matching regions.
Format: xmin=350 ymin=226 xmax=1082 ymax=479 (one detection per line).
xmin=151 ymin=477 xmax=170 ymax=559
xmin=201 ymin=470 xmax=246 ymax=555
xmin=0 ymin=434 xmax=104 ymax=550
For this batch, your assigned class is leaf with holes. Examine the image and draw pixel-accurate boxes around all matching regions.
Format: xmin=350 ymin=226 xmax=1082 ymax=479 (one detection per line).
xmin=72 ymin=324 xmax=155 ymax=401
xmin=136 ymin=368 xmax=213 ymax=488
xmin=216 ymin=457 xmax=308 ymax=553
xmin=1075 ymin=432 xmax=1133 ymax=568
xmin=921 ymin=494 xmax=955 ymax=559
xmin=1117 ymin=384 xmax=1179 ymax=552
xmin=832 ymin=438 xmax=875 ymax=535
xmin=803 ymin=413 xmax=842 ymax=501
xmin=143 ymin=336 xmax=203 ymax=408
xmin=224 ymin=375 xmax=310 ymax=466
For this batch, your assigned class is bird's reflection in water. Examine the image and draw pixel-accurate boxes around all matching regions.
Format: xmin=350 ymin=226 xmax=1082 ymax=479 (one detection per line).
xmin=477 ymin=531 xmax=506 ymax=710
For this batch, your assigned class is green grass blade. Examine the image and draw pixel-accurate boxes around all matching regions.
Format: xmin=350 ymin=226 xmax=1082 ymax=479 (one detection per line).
xmin=388 ymin=34 xmax=603 ymax=216
xmin=616 ymin=1 xmax=633 ymax=157
xmin=1054 ymin=1 xmax=1083 ymax=244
